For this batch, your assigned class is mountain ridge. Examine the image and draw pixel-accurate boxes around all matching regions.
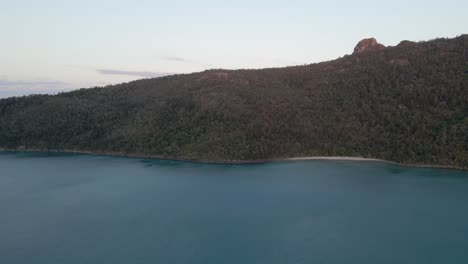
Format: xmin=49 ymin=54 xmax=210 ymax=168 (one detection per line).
xmin=1 ymin=35 xmax=467 ymax=168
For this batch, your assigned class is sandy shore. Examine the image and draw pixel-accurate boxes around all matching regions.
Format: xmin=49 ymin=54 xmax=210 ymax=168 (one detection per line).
xmin=285 ymin=156 xmax=393 ymax=162
xmin=283 ymin=156 xmax=465 ymax=170
xmin=0 ymin=148 xmax=464 ymax=170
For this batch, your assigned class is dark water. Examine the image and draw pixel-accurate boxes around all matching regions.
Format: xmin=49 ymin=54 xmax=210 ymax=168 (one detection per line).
xmin=1 ymin=152 xmax=467 ymax=264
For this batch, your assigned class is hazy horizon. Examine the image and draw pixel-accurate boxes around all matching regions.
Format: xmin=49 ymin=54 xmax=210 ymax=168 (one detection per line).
xmin=1 ymin=0 xmax=467 ymax=98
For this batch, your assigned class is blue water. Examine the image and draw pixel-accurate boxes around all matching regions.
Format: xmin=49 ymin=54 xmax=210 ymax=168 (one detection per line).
xmin=0 ymin=152 xmax=467 ymax=264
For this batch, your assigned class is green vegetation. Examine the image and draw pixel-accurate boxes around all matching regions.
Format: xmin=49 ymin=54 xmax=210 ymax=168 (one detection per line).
xmin=0 ymin=35 xmax=467 ymax=168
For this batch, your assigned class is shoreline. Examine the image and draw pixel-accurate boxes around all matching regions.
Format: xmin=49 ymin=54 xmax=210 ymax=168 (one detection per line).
xmin=0 ymin=148 xmax=464 ymax=171
xmin=281 ymin=156 xmax=463 ymax=170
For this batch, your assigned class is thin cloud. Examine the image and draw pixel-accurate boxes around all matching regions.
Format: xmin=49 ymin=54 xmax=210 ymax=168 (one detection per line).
xmin=160 ymin=56 xmax=186 ymax=62
xmin=97 ymin=69 xmax=171 ymax=78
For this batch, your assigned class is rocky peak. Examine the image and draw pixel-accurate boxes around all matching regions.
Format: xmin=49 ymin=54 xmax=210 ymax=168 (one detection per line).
xmin=353 ymin=38 xmax=386 ymax=54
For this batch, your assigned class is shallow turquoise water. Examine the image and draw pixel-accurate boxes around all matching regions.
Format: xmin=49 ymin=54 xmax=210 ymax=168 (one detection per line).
xmin=0 ymin=152 xmax=467 ymax=264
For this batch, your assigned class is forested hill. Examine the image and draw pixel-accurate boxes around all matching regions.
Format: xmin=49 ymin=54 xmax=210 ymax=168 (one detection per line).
xmin=1 ymin=35 xmax=467 ymax=168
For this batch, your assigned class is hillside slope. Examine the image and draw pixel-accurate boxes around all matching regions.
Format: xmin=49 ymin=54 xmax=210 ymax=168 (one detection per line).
xmin=1 ymin=35 xmax=467 ymax=168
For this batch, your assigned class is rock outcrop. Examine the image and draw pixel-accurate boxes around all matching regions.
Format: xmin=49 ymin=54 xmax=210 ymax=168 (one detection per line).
xmin=353 ymin=38 xmax=385 ymax=54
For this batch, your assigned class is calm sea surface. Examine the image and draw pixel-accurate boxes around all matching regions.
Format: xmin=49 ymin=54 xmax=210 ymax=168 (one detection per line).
xmin=1 ymin=152 xmax=467 ymax=264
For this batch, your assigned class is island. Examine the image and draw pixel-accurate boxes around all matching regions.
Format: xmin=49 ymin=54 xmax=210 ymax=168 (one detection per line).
xmin=0 ymin=35 xmax=467 ymax=169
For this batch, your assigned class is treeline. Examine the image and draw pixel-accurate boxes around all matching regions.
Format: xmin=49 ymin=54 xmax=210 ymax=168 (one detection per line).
xmin=0 ymin=35 xmax=467 ymax=168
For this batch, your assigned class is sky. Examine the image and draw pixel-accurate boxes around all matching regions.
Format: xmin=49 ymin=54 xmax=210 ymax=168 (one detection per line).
xmin=0 ymin=0 xmax=467 ymax=98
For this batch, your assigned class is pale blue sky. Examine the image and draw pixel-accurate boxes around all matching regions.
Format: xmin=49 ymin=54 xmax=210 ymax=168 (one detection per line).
xmin=0 ymin=0 xmax=466 ymax=97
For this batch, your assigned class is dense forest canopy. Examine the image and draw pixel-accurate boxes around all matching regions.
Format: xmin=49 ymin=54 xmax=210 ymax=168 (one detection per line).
xmin=0 ymin=35 xmax=467 ymax=168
